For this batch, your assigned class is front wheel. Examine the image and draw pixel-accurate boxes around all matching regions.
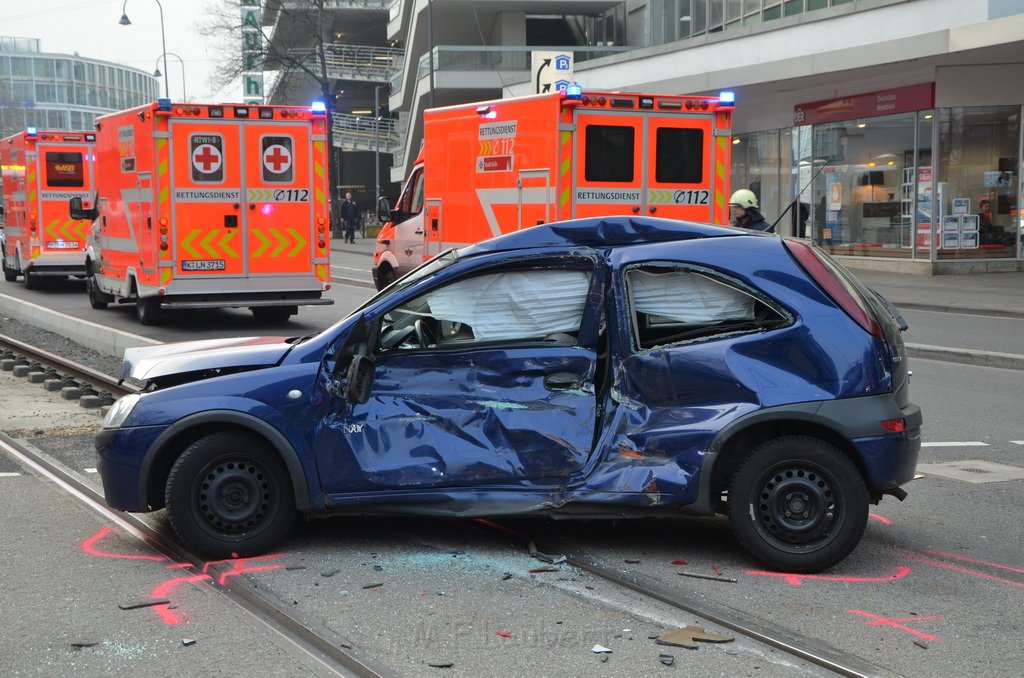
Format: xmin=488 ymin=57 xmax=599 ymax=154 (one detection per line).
xmin=2 ymin=254 xmax=17 ymax=282
xmin=728 ymin=436 xmax=868 ymax=573
xmin=86 ymin=274 xmax=109 ymax=309
xmin=165 ymin=431 xmax=297 ymax=558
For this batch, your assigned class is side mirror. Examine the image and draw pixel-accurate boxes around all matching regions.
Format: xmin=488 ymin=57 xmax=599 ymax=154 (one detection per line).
xmin=344 ymin=352 xmax=374 ymax=403
xmin=376 ymin=195 xmax=392 ymax=223
xmin=69 ymin=196 xmax=98 ymax=221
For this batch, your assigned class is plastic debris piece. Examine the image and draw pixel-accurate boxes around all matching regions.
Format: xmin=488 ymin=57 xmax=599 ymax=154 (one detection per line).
xmin=118 ymin=598 xmax=171 ymax=610
xmin=529 ymin=567 xmax=557 ymax=574
xmin=914 ymin=640 xmax=929 ymax=650
xmin=286 ymin=565 xmax=307 ymax=571
xmin=363 ymin=582 xmax=384 ymax=589
xmin=670 ymin=559 xmax=688 ymax=565
xmin=656 ymin=625 xmax=734 ymax=649
xmin=600 ymin=655 xmax=609 ymax=663
xmin=712 ymin=564 xmax=723 ymax=576
xmin=591 ymin=644 xmax=613 ymax=653
xmin=678 ymin=571 xmax=737 ymax=583
xmin=320 ymin=568 xmax=340 ymax=577
xmin=624 ymin=558 xmax=641 ymax=564
xmin=182 ymin=638 xmax=197 ymax=647
xmin=496 ymin=631 xmax=513 ymax=639
xmin=428 ymin=661 xmax=454 ymax=669
xmin=527 ymin=540 xmax=566 ymax=564
xmin=373 ymin=565 xmax=384 ymax=571
xmin=502 ymin=572 xmax=513 ymax=581
xmin=659 ymin=653 xmax=675 ymax=666
xmin=70 ymin=641 xmax=100 ymax=648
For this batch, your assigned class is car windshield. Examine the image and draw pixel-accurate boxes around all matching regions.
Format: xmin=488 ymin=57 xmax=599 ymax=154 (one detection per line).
xmin=354 ymin=249 xmax=460 ymax=312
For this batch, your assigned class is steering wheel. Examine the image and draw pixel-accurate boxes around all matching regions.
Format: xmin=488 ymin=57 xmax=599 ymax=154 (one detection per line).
xmin=414 ymin=318 xmax=436 ymax=348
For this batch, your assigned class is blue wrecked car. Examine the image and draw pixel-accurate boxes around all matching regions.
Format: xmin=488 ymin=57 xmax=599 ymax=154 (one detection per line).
xmin=96 ymin=217 xmax=920 ymax=573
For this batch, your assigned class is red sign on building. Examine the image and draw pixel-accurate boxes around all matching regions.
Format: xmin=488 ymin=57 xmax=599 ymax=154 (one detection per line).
xmin=794 ymin=83 xmax=935 ymax=125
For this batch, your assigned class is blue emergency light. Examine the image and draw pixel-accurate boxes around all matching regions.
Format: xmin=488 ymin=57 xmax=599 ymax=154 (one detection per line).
xmin=311 ymin=101 xmax=327 ymax=113
xmin=719 ymin=90 xmax=736 ymax=105
xmin=564 ymin=83 xmax=583 ymax=99
xmin=26 ymin=127 xmax=38 ymax=137
xmin=156 ymin=98 xmax=172 ymax=111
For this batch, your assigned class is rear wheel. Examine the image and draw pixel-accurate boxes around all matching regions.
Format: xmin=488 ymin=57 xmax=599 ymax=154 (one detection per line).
xmin=135 ymin=296 xmax=162 ymax=325
xmin=23 ymin=267 xmax=38 ymax=290
xmin=251 ymin=306 xmax=296 ymax=323
xmin=2 ymin=256 xmax=17 ymax=282
xmin=727 ymin=436 xmax=868 ymax=573
xmin=165 ymin=431 xmax=296 ymax=558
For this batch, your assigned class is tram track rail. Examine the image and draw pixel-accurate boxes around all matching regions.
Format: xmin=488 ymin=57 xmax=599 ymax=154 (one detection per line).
xmin=3 ymin=330 xmax=886 ymax=676
xmin=0 ymin=332 xmax=390 ymax=677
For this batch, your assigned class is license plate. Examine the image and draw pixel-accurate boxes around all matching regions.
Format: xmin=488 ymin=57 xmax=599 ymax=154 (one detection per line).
xmin=182 ymin=259 xmax=226 ymax=271
xmin=45 ymin=241 xmax=81 ymax=249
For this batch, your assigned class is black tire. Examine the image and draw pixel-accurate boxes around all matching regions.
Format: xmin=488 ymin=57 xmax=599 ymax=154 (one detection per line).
xmin=165 ymin=431 xmax=296 ymax=558
xmin=135 ymin=296 xmax=161 ymax=325
xmin=23 ymin=267 xmax=38 ymax=290
xmin=87 ymin=274 xmax=109 ymax=309
xmin=727 ymin=436 xmax=868 ymax=573
xmin=377 ymin=265 xmax=396 ymax=290
xmin=251 ymin=306 xmax=296 ymax=323
xmin=2 ymin=254 xmax=17 ymax=282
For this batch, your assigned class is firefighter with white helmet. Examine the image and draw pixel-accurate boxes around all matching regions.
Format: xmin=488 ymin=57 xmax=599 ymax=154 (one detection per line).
xmin=729 ymin=189 xmax=770 ymax=231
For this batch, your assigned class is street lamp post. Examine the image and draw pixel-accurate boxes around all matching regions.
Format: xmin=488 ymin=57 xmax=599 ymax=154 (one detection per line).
xmin=120 ymin=0 xmax=169 ymax=100
xmin=153 ymin=52 xmax=187 ymax=102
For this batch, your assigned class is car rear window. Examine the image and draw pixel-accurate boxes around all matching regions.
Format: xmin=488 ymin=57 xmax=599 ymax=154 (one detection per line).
xmin=626 ymin=265 xmax=790 ymax=350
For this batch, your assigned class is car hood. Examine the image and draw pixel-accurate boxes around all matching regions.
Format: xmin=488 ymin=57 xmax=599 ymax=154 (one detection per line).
xmin=122 ymin=336 xmax=295 ymax=382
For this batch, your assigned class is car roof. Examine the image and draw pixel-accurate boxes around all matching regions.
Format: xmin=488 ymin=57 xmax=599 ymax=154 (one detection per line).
xmin=458 ymin=216 xmax=756 ymax=257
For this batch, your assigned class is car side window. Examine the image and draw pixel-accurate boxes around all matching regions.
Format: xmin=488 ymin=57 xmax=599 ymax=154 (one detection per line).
xmin=626 ymin=265 xmax=789 ymax=350
xmin=399 ymin=168 xmax=425 ymax=216
xmin=379 ymin=267 xmax=592 ymax=351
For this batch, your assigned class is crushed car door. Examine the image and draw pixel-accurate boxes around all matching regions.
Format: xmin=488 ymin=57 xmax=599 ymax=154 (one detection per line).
xmin=317 ymin=261 xmax=601 ymax=494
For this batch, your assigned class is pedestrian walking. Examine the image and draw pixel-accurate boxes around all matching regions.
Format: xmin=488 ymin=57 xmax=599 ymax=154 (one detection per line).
xmin=341 ymin=192 xmax=359 ymax=244
xmin=728 ymin=189 xmax=770 ymax=231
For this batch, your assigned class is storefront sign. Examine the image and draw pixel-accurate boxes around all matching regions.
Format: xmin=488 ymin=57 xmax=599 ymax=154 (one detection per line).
xmin=793 ymin=83 xmax=934 ymax=125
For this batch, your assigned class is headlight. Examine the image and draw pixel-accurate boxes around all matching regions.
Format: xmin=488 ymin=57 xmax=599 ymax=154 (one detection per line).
xmin=102 ymin=393 xmax=141 ymax=429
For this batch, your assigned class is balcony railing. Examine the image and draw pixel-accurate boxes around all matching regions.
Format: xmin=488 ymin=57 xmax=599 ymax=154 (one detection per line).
xmin=332 ymin=113 xmax=400 ymax=153
xmin=289 ymin=44 xmax=402 ymax=83
xmin=396 ymin=45 xmax=629 ymax=95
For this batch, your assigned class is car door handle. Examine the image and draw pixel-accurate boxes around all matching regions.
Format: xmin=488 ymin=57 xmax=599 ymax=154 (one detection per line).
xmin=544 ymin=372 xmax=582 ymax=391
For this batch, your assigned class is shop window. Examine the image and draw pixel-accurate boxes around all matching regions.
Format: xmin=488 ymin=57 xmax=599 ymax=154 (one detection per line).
xmin=936 ymin=106 xmax=1020 ymax=259
xmin=764 ymin=4 xmax=783 ymax=21
xmin=585 ymin=125 xmax=635 ymax=182
xmin=784 ymin=0 xmax=804 ymax=16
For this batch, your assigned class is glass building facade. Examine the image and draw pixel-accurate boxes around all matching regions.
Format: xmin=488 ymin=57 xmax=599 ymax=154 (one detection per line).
xmin=0 ymin=37 xmax=159 ymax=138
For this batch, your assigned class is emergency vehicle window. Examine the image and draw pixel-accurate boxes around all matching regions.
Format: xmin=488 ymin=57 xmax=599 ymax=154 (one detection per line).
xmin=44 ymin=152 xmax=84 ymax=187
xmin=585 ymin=125 xmax=635 ymax=182
xmin=655 ymin=128 xmax=704 ymax=184
xmin=626 ymin=266 xmax=789 ymax=350
xmin=379 ymin=268 xmax=592 ymax=351
xmin=261 ymin=135 xmax=294 ymax=183
xmin=399 ymin=168 xmax=425 ymax=215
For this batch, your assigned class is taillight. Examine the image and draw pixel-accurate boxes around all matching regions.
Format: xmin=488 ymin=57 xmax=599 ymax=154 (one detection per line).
xmin=881 ymin=418 xmax=906 ymax=432
xmin=784 ymin=239 xmax=884 ymax=340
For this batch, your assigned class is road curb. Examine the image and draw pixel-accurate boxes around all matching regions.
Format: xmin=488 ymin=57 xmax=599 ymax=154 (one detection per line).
xmin=892 ymin=302 xmax=1024 ymax=321
xmin=905 ymin=343 xmax=1024 ymax=371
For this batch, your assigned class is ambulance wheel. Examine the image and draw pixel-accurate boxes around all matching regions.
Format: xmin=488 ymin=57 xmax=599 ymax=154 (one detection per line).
xmin=23 ymin=268 xmax=39 ymax=290
xmin=164 ymin=430 xmax=296 ymax=558
xmin=377 ymin=266 xmax=396 ymax=290
xmin=2 ymin=258 xmax=16 ymax=282
xmin=251 ymin=306 xmax=295 ymax=323
xmin=87 ymin=275 xmax=109 ymax=309
xmin=135 ymin=297 xmax=162 ymax=325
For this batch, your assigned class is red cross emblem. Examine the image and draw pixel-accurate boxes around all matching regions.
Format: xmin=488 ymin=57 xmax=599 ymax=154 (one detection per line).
xmin=192 ymin=144 xmax=222 ymax=174
xmin=263 ymin=144 xmax=291 ymax=174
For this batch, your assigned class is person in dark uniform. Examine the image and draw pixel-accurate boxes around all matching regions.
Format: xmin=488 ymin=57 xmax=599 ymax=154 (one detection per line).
xmin=341 ymin=192 xmax=358 ymax=244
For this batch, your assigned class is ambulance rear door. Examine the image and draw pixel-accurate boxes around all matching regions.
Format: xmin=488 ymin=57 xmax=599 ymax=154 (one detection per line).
xmin=169 ymin=119 xmax=245 ymax=278
xmin=572 ymin=108 xmax=715 ymax=222
xmin=37 ymin=139 xmax=95 ymax=255
xmin=243 ymin=120 xmax=314 ymax=275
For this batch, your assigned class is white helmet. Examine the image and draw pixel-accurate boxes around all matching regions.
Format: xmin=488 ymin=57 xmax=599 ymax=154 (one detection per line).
xmin=729 ymin=189 xmax=758 ymax=209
